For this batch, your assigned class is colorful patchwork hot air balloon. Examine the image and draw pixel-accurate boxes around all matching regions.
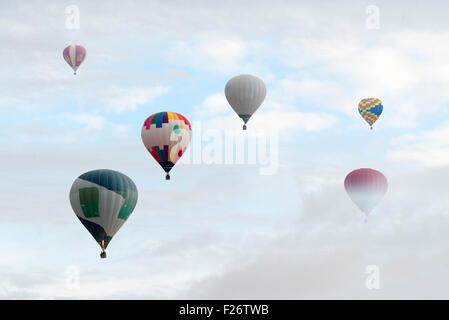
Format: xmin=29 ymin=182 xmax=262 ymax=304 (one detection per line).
xmin=69 ymin=169 xmax=138 ymax=258
xmin=344 ymin=168 xmax=388 ymax=219
xmin=141 ymin=111 xmax=192 ymax=180
xmin=225 ymin=74 xmax=266 ymax=130
xmin=63 ymin=44 xmax=86 ymax=75
xmin=358 ymin=98 xmax=383 ymax=130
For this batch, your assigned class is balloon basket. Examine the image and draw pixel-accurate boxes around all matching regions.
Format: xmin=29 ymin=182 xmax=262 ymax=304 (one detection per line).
xmin=100 ymin=251 xmax=107 ymax=259
xmin=243 ymin=124 xmax=247 ymax=130
xmin=165 ymin=174 xmax=170 ymax=180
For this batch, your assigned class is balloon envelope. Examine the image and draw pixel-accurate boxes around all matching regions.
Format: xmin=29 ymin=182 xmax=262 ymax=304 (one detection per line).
xmin=63 ymin=44 xmax=86 ymax=74
xmin=141 ymin=111 xmax=192 ymax=179
xmin=344 ymin=168 xmax=387 ymax=215
xmin=358 ymin=98 xmax=383 ymax=129
xmin=69 ymin=169 xmax=138 ymax=253
xmin=225 ymin=74 xmax=266 ymax=129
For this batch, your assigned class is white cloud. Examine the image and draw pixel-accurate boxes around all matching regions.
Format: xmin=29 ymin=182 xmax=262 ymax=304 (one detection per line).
xmin=168 ymin=37 xmax=249 ymax=74
xmin=197 ymin=110 xmax=337 ymax=137
xmin=182 ymin=167 xmax=449 ymax=299
xmin=388 ymin=122 xmax=449 ymax=167
xmin=194 ymin=90 xmax=338 ymax=138
xmin=198 ymin=39 xmax=248 ymax=65
xmin=194 ymin=93 xmax=229 ymax=116
xmin=61 ymin=113 xmax=105 ymax=131
xmin=271 ymin=79 xmax=352 ymax=113
xmin=333 ymin=47 xmax=420 ymax=93
xmin=275 ymin=31 xmax=449 ymax=126
xmin=255 ymin=111 xmax=337 ymax=132
xmin=104 ymin=85 xmax=170 ymax=112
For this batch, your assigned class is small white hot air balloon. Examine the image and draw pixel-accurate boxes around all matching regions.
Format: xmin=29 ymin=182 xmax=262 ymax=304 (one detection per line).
xmin=225 ymin=74 xmax=266 ymax=130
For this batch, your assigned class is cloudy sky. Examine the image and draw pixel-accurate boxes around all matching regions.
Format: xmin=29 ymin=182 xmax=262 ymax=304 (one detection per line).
xmin=2 ymin=0 xmax=449 ymax=299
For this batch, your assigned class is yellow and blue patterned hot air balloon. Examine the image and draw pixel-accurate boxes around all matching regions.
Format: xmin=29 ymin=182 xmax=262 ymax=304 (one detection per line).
xmin=358 ymin=98 xmax=383 ymax=130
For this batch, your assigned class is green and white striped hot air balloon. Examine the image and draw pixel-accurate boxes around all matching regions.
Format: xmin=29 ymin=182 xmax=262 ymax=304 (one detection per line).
xmin=69 ymin=169 xmax=138 ymax=258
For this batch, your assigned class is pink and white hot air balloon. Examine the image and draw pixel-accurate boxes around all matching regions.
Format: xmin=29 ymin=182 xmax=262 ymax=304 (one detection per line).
xmin=63 ymin=45 xmax=86 ymax=75
xmin=344 ymin=168 xmax=388 ymax=218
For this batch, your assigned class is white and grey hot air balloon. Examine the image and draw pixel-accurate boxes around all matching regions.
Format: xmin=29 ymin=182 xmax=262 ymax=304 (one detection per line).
xmin=225 ymin=74 xmax=266 ymax=130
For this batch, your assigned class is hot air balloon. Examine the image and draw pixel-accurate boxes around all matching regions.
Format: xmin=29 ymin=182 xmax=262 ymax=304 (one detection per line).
xmin=225 ymin=74 xmax=266 ymax=130
xmin=69 ymin=169 xmax=138 ymax=258
xmin=358 ymin=98 xmax=383 ymax=130
xmin=344 ymin=168 xmax=388 ymax=220
xmin=141 ymin=111 xmax=192 ymax=180
xmin=63 ymin=44 xmax=86 ymax=75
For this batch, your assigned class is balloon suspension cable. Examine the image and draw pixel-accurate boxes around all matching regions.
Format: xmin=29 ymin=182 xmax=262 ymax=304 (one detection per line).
xmin=243 ymin=124 xmax=247 ymax=130
xmin=166 ymin=173 xmax=170 ymax=180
